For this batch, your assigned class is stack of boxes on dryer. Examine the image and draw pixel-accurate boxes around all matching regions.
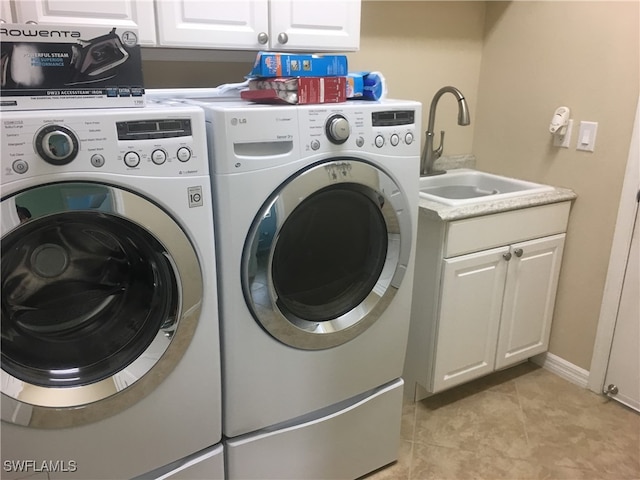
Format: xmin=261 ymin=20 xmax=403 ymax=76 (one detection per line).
xmin=0 ymin=23 xmax=145 ymax=110
xmin=241 ymin=51 xmax=386 ymax=105
xmin=241 ymin=52 xmax=350 ymax=105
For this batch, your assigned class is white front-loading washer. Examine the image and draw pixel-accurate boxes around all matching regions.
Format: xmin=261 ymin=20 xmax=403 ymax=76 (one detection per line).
xmin=173 ymin=97 xmax=421 ymax=479
xmin=0 ymin=104 xmax=223 ymax=479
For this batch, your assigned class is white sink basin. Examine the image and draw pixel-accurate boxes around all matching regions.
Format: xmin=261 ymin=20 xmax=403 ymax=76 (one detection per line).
xmin=419 ymin=169 xmax=555 ymax=206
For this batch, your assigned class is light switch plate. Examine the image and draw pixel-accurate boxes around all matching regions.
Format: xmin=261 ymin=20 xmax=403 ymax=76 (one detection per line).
xmin=577 ymin=121 xmax=598 ymax=152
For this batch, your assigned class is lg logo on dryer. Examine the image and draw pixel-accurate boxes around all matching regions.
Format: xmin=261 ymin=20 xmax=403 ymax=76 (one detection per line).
xmin=230 ymin=118 xmax=247 ymax=126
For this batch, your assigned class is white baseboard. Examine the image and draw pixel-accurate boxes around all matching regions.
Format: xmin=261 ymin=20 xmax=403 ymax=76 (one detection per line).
xmin=531 ymin=352 xmax=590 ymax=389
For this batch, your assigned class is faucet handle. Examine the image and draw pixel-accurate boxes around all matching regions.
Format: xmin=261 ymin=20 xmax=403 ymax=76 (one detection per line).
xmin=434 ymin=130 xmax=445 ymax=160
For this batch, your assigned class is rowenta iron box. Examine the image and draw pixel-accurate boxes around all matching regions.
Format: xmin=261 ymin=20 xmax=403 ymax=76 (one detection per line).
xmin=1 ymin=24 xmax=145 ymax=110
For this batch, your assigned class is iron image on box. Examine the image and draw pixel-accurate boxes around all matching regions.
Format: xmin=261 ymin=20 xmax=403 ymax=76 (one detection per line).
xmin=1 ymin=24 xmax=145 ymax=110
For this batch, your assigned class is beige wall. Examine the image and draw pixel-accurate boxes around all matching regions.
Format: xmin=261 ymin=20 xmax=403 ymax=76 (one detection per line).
xmin=142 ymin=59 xmax=253 ymax=88
xmin=141 ymin=1 xmax=639 ymax=371
xmin=347 ymin=1 xmax=486 ymax=154
xmin=473 ymin=1 xmax=640 ymax=369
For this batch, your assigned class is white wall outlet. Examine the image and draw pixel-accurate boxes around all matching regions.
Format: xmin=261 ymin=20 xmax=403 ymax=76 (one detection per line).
xmin=553 ymin=119 xmax=573 ymax=148
xmin=577 ymin=121 xmax=598 ymax=152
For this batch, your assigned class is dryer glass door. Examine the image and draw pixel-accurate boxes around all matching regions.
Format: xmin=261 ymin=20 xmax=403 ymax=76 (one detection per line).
xmin=243 ymin=159 xmax=412 ymax=350
xmin=1 ymin=182 xmax=202 ymax=427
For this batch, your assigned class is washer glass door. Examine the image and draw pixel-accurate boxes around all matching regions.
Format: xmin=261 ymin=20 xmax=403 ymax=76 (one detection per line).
xmin=1 ymin=182 xmax=202 ymax=427
xmin=243 ymin=159 xmax=412 ymax=350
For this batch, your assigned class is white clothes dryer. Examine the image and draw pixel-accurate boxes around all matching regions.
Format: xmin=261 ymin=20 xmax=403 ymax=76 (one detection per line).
xmin=0 ymin=104 xmax=223 ymax=479
xmin=176 ymin=97 xmax=421 ymax=479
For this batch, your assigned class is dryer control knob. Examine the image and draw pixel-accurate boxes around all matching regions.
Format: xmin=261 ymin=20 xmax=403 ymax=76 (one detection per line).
xmin=35 ymin=125 xmax=79 ymax=165
xmin=325 ymin=115 xmax=350 ymax=144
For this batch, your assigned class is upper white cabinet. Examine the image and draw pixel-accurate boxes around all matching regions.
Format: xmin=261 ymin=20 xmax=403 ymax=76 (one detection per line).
xmin=156 ymin=0 xmax=360 ymax=51
xmin=269 ymin=0 xmax=361 ymax=51
xmin=404 ymin=202 xmax=572 ymax=400
xmin=1 ymin=1 xmax=14 ymax=23
xmin=7 ymin=0 xmax=360 ymax=51
xmin=11 ymin=0 xmax=158 ymax=46
xmin=155 ymin=0 xmax=269 ymax=50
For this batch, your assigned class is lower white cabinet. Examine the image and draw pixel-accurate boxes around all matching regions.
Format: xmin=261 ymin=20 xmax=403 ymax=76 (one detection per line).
xmin=434 ymin=234 xmax=565 ymax=392
xmin=495 ymin=235 xmax=565 ymax=369
xmin=405 ymin=202 xmax=571 ymax=399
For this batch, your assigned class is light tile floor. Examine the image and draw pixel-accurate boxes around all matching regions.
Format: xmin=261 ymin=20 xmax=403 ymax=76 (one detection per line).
xmin=366 ymin=362 xmax=640 ymax=480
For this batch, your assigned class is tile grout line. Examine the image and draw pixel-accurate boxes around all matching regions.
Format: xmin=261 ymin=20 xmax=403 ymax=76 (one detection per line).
xmin=513 ymin=378 xmax=532 ymax=446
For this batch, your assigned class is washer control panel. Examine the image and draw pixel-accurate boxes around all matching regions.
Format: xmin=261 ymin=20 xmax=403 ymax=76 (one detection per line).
xmin=1 ymin=105 xmax=207 ymax=183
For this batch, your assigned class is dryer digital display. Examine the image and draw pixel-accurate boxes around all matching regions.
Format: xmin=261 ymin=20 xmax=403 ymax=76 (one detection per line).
xmin=371 ymin=110 xmax=415 ymax=126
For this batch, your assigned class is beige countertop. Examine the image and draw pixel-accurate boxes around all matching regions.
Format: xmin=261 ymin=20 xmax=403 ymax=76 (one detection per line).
xmin=419 ymin=187 xmax=577 ymax=222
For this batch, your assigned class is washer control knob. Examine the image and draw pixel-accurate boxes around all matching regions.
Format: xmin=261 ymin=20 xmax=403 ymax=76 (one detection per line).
xmin=405 ymin=132 xmax=414 ymax=145
xmin=356 ymin=136 xmax=365 ymax=147
xmin=390 ymin=134 xmax=399 ymax=146
xmin=325 ymin=115 xmax=350 ymax=144
xmin=310 ymin=139 xmax=321 ymax=151
xmin=35 ymin=125 xmax=79 ymax=165
xmin=177 ymin=147 xmax=192 ymax=162
xmin=124 ymin=151 xmax=140 ymax=168
xmin=375 ymin=135 xmax=385 ymax=148
xmin=152 ymin=149 xmax=167 ymax=165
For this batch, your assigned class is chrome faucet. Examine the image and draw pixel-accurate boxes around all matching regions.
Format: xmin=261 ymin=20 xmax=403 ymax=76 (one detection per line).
xmin=420 ymin=86 xmax=471 ymax=176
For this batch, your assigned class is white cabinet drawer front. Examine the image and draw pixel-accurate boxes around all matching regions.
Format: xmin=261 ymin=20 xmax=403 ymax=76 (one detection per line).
xmin=226 ymin=380 xmax=403 ymax=479
xmin=445 ymin=202 xmax=571 ymax=258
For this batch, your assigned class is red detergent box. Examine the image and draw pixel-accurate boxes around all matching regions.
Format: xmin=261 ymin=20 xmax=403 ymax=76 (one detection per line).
xmin=1 ymin=24 xmax=145 ymax=110
xmin=241 ymin=77 xmax=347 ymax=105
xmin=248 ymin=52 xmax=348 ymax=78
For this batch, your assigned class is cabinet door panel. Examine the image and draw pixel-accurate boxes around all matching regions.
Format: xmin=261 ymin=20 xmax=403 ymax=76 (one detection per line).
xmin=156 ymin=0 xmax=269 ymax=49
xmin=13 ymin=0 xmax=157 ymax=46
xmin=495 ymin=234 xmax=565 ymax=369
xmin=432 ymin=247 xmax=509 ymax=392
xmin=269 ymin=0 xmax=360 ymax=51
xmin=1 ymin=1 xmax=14 ymax=23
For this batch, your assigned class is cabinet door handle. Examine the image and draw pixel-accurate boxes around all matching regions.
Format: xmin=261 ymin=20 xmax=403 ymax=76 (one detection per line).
xmin=257 ymin=32 xmax=269 ymax=44
xmin=514 ymin=248 xmax=524 ymax=258
xmin=277 ymin=32 xmax=289 ymax=44
xmin=503 ymin=252 xmax=512 ymax=261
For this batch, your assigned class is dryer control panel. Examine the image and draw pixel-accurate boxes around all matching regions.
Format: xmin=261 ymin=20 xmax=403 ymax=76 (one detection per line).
xmin=298 ymin=100 xmax=421 ymax=158
xmin=1 ymin=105 xmax=208 ymax=184
xmin=191 ymin=99 xmax=422 ymax=175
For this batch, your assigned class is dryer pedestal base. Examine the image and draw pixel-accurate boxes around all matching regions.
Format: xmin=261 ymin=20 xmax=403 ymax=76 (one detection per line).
xmin=225 ymin=378 xmax=403 ymax=480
